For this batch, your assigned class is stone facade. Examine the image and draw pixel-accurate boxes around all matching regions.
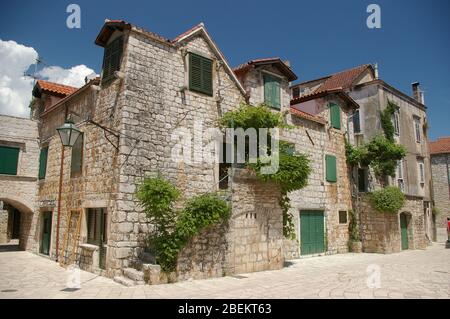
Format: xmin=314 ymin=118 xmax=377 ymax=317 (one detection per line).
xmin=430 ymin=153 xmax=450 ymax=242
xmin=293 ymin=65 xmax=433 ymax=253
xmin=0 ymin=115 xmax=39 ymax=251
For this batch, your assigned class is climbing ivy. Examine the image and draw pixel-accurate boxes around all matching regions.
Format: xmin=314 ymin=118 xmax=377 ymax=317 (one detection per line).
xmin=380 ymin=100 xmax=398 ymax=142
xmin=220 ymin=104 xmax=311 ymax=239
xmin=370 ymin=186 xmax=405 ymax=213
xmin=137 ymin=177 xmax=230 ymax=272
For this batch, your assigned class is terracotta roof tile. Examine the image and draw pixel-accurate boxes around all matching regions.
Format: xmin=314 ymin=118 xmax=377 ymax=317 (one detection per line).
xmin=290 ymin=107 xmax=326 ymax=125
xmin=430 ymin=137 xmax=450 ymax=155
xmin=317 ymin=64 xmax=371 ymax=91
xmin=233 ymin=57 xmax=297 ymax=81
xmin=36 ymin=80 xmax=78 ymax=96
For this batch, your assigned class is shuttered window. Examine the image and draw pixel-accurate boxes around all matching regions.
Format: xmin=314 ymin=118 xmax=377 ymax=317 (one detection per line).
xmin=330 ymin=103 xmax=341 ymax=129
xmin=264 ymin=74 xmax=281 ymax=109
xmin=38 ymin=146 xmax=48 ymax=180
xmin=325 ymin=154 xmax=337 ymax=182
xmin=0 ymin=146 xmax=19 ymax=175
xmin=70 ymin=134 xmax=83 ymax=177
xmin=102 ymin=36 xmax=123 ymax=82
xmin=189 ymin=53 xmax=213 ymax=96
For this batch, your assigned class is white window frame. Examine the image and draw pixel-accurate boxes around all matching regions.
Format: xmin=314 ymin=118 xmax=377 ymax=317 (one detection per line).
xmin=393 ymin=110 xmax=400 ymax=136
xmin=397 ymin=160 xmax=405 ymax=192
xmin=418 ymin=161 xmax=425 ymax=184
xmin=414 ymin=117 xmax=421 ymax=143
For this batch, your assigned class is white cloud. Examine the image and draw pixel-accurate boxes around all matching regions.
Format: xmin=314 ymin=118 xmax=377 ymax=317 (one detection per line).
xmin=0 ymin=39 xmax=97 ymax=118
xmin=36 ymin=65 xmax=96 ymax=87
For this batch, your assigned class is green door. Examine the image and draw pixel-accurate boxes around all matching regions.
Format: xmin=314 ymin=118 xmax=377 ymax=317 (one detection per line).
xmin=400 ymin=214 xmax=409 ymax=250
xmin=300 ymin=211 xmax=325 ymax=255
xmin=40 ymin=212 xmax=52 ymax=255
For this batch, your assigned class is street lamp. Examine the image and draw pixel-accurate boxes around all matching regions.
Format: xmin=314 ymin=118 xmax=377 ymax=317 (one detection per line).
xmin=56 ymin=116 xmax=82 ymax=147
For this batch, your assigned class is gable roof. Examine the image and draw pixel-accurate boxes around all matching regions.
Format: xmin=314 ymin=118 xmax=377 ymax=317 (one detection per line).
xmin=95 ymin=19 xmax=247 ymax=96
xmin=430 ymin=137 xmax=450 ymax=155
xmin=290 ymin=88 xmax=359 ymax=109
xmin=33 ymin=80 xmax=78 ymax=97
xmin=233 ymin=58 xmax=298 ymax=82
xmin=293 ymin=64 xmax=373 ymax=92
xmin=290 ymin=107 xmax=326 ymax=125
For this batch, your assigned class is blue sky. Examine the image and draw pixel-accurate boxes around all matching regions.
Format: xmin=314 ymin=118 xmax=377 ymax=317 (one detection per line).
xmin=1 ymin=0 xmax=449 ymax=140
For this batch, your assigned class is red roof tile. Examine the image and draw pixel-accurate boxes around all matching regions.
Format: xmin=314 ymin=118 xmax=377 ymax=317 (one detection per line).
xmin=233 ymin=57 xmax=297 ymax=81
xmin=317 ymin=64 xmax=372 ymax=91
xmin=430 ymin=137 xmax=450 ymax=155
xmin=36 ymin=80 xmax=78 ymax=96
xmin=290 ymin=107 xmax=326 ymax=125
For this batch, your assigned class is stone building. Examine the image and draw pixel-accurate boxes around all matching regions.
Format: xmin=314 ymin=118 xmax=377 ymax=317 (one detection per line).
xmin=429 ymin=137 xmax=450 ymax=242
xmin=27 ymin=20 xmax=296 ymax=284
xmin=234 ymin=59 xmax=359 ymax=259
xmin=291 ymin=64 xmax=433 ymax=253
xmin=0 ymin=115 xmax=39 ymax=251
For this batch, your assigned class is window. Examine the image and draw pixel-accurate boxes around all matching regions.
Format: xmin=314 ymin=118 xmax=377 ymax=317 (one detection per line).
xmin=0 ymin=146 xmax=19 ymax=175
xmin=353 ymin=110 xmax=361 ymax=134
xmin=38 ymin=146 xmax=48 ymax=180
xmin=102 ymin=36 xmax=123 ymax=82
xmin=292 ymin=87 xmax=300 ymax=99
xmin=189 ymin=53 xmax=213 ymax=96
xmin=219 ymin=142 xmax=231 ymax=190
xmin=263 ymin=74 xmax=281 ymax=109
xmin=329 ymin=103 xmax=341 ymax=129
xmin=418 ymin=161 xmax=425 ymax=184
xmin=414 ymin=117 xmax=421 ymax=143
xmin=87 ymin=208 xmax=107 ymax=245
xmin=70 ymin=134 xmax=83 ymax=177
xmin=358 ymin=168 xmax=368 ymax=192
xmin=325 ymin=154 xmax=337 ymax=182
xmin=339 ymin=211 xmax=348 ymax=224
xmin=393 ymin=110 xmax=400 ymax=135
xmin=282 ymin=142 xmax=295 ymax=155
xmin=397 ymin=160 xmax=405 ymax=192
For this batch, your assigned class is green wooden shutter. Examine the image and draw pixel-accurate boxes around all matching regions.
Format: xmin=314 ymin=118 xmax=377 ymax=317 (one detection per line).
xmin=38 ymin=147 xmax=48 ymax=180
xmin=0 ymin=146 xmax=20 ymax=175
xmin=263 ymin=74 xmax=281 ymax=109
xmin=102 ymin=36 xmax=123 ymax=82
xmin=330 ymin=103 xmax=341 ymax=129
xmin=189 ymin=53 xmax=213 ymax=96
xmin=325 ymin=154 xmax=337 ymax=182
xmin=201 ymin=57 xmax=213 ymax=95
xmin=70 ymin=134 xmax=83 ymax=177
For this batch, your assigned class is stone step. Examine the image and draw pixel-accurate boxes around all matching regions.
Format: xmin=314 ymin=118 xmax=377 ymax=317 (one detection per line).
xmin=113 ymin=276 xmax=136 ymax=287
xmin=123 ymin=267 xmax=145 ymax=282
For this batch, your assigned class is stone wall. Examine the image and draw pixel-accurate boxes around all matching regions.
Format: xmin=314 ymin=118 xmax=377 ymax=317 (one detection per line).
xmin=358 ymin=195 xmax=427 ymax=253
xmin=0 ymin=115 xmax=39 ymax=250
xmin=431 ymin=153 xmax=450 ymax=242
xmin=108 ymin=27 xmax=244 ymax=277
xmin=282 ymin=96 xmax=353 ymax=259
xmin=0 ymin=206 xmax=7 ymax=244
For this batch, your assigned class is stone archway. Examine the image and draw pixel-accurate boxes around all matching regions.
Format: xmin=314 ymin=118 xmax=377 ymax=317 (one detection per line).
xmin=0 ymin=198 xmax=35 ymax=251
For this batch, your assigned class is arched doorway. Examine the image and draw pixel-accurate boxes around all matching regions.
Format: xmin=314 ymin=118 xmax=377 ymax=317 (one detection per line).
xmin=0 ymin=198 xmax=34 ymax=251
xmin=399 ymin=212 xmax=412 ymax=250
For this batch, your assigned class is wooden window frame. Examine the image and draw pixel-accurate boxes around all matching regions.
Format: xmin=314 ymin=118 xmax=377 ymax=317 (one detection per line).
xmin=70 ymin=134 xmax=83 ymax=178
xmin=188 ymin=52 xmax=213 ymax=96
xmin=263 ymin=73 xmax=281 ymax=109
xmin=0 ymin=145 xmax=20 ymax=175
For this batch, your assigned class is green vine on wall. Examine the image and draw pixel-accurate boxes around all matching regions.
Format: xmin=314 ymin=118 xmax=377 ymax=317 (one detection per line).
xmin=220 ymin=104 xmax=311 ymax=239
xmin=136 ymin=176 xmax=230 ymax=272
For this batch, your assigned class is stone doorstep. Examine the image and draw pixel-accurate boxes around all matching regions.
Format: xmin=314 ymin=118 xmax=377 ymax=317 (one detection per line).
xmin=123 ymin=267 xmax=145 ymax=282
xmin=113 ymin=276 xmax=138 ymax=287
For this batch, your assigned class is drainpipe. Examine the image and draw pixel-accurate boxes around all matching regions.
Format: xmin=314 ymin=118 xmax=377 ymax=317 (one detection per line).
xmin=55 ymin=145 xmax=65 ymax=261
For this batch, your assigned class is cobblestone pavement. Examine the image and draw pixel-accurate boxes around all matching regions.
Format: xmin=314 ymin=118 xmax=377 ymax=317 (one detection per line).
xmin=0 ymin=243 xmax=449 ymax=299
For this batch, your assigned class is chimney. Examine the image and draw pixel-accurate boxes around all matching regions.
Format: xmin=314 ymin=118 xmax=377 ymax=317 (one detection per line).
xmin=373 ymin=63 xmax=379 ymax=79
xmin=412 ymin=82 xmax=425 ymax=104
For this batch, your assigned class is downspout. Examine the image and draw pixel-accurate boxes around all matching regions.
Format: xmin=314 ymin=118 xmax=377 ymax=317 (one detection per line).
xmin=55 ymin=105 xmax=68 ymax=261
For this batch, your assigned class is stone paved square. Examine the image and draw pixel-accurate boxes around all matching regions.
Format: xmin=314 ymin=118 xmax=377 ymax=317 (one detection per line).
xmin=0 ymin=243 xmax=448 ymax=299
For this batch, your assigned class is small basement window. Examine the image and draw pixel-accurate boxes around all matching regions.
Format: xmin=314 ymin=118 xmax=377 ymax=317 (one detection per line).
xmin=339 ymin=211 xmax=348 ymax=224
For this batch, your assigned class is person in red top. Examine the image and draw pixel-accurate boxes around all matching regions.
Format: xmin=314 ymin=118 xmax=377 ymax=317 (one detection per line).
xmin=447 ymin=217 xmax=450 ymax=242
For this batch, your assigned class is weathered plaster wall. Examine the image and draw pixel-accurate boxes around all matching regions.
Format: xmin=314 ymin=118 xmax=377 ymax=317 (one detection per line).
xmin=431 ymin=153 xmax=450 ymax=242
